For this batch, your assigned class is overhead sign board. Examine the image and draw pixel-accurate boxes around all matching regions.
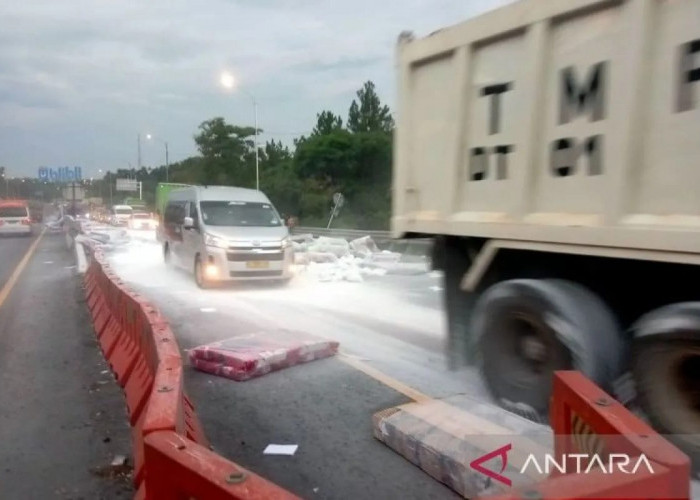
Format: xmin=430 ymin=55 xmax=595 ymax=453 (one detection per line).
xmin=38 ymin=166 xmax=82 ymax=183
xmin=62 ymin=186 xmax=85 ymax=201
xmin=116 ymin=178 xmax=138 ymax=192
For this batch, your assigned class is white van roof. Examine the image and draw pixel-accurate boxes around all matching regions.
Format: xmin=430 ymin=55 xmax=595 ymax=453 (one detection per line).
xmin=168 ymin=185 xmax=270 ymax=204
xmin=113 ymin=205 xmax=132 ymax=210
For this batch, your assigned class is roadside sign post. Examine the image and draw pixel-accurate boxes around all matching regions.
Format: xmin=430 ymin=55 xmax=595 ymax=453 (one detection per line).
xmin=116 ymin=178 xmax=142 ymax=201
xmin=116 ymin=178 xmax=138 ymax=192
xmin=327 ymin=192 xmax=345 ymax=229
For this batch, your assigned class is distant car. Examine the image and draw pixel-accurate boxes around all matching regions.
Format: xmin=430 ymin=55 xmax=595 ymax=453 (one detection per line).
xmin=129 ymin=212 xmax=158 ymax=230
xmin=111 ymin=205 xmax=133 ymax=226
xmin=0 ymin=202 xmax=32 ymax=236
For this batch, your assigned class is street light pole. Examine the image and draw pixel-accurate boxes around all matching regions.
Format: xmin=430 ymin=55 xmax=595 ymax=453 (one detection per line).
xmin=241 ymin=91 xmax=259 ymax=191
xmin=253 ymin=98 xmax=259 ymax=191
xmin=146 ymin=134 xmax=170 ymax=182
xmin=165 ymin=141 xmax=170 ymax=182
xmin=220 ymin=73 xmax=259 ymax=191
xmin=137 ymin=133 xmax=142 ymax=172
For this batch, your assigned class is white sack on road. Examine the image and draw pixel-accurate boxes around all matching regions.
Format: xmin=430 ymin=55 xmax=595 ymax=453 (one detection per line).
xmin=307 ymin=237 xmax=350 ymax=258
xmin=349 ymin=236 xmax=380 ymax=258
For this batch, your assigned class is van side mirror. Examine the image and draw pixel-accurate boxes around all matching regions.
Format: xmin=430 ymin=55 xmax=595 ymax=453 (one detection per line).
xmin=183 ymin=216 xmax=194 ymax=229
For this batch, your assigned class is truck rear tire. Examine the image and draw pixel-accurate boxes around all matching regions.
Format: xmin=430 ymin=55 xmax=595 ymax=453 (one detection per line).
xmin=632 ymin=304 xmax=700 ymax=470
xmin=472 ymin=279 xmax=624 ymax=422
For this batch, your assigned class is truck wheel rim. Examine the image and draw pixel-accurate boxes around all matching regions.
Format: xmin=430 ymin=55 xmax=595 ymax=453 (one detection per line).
xmin=493 ymin=311 xmax=561 ymax=386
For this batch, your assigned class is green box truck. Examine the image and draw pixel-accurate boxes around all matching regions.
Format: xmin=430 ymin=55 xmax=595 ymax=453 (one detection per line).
xmin=155 ymin=183 xmax=189 ymax=241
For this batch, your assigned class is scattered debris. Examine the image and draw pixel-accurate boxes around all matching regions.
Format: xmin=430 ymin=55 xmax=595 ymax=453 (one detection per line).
xmin=290 ymin=234 xmax=422 ymax=281
xmin=90 ymin=455 xmax=132 ymax=481
xmin=111 ymin=455 xmax=128 ymax=467
xmin=263 ymin=444 xmax=298 ymax=456
xmin=348 ymin=235 xmax=380 ymax=257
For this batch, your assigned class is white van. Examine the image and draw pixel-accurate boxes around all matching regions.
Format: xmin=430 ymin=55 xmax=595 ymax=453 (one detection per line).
xmin=111 ymin=205 xmax=133 ymax=226
xmin=162 ymin=186 xmax=293 ymax=288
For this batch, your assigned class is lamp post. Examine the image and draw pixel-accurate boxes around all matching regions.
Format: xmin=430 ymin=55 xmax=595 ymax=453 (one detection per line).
xmin=146 ymin=134 xmax=170 ymax=182
xmin=0 ymin=167 xmax=7 ymax=198
xmin=220 ymin=71 xmax=259 ymax=191
xmin=137 ymin=133 xmax=142 ymax=171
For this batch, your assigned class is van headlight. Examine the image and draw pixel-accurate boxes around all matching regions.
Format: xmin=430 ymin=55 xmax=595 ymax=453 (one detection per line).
xmin=281 ymin=236 xmax=291 ymax=248
xmin=204 ymin=233 xmax=226 ymax=248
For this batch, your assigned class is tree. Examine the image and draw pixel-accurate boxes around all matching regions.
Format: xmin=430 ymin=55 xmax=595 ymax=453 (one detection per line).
xmin=347 ymin=81 xmax=394 ymax=133
xmin=293 ymin=129 xmax=357 ymax=187
xmin=236 ymin=139 xmax=301 ymax=216
xmin=311 ymin=111 xmax=343 ymax=136
xmin=194 ymin=117 xmax=258 ymax=187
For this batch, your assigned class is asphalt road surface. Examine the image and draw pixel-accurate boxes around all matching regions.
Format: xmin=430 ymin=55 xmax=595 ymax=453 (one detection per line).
xmin=101 ymin=230 xmax=487 ymax=500
xmin=93 ymin=227 xmax=700 ymax=498
xmin=0 ymin=227 xmax=133 ymax=499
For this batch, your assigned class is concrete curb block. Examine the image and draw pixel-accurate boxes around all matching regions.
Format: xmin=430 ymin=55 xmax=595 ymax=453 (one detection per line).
xmin=74 ymin=240 xmax=88 ymax=274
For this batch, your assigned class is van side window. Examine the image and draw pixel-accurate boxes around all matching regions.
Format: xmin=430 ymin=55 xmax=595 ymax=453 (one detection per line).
xmin=188 ymin=202 xmax=198 ymax=221
xmin=165 ymin=202 xmax=185 ymax=224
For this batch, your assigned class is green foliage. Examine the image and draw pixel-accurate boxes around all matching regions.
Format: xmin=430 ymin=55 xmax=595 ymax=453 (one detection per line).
xmin=347 ymin=81 xmax=394 ymax=133
xmin=311 ymin=111 xmax=343 ymax=136
xmin=193 ymin=117 xmax=258 ymax=188
xmin=95 ymin=80 xmax=394 ymax=228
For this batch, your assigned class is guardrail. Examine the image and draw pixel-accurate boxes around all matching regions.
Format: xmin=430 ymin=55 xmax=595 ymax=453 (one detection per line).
xmin=291 ymin=226 xmax=392 ymax=240
xmin=81 ymin=243 xmax=300 ymax=499
xmin=291 ymin=226 xmax=433 ymax=257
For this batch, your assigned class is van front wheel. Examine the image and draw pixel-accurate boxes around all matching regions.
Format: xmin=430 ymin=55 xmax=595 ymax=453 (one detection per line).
xmin=194 ymin=257 xmax=211 ymax=289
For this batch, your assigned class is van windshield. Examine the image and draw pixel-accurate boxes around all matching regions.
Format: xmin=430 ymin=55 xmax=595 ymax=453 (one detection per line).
xmin=115 ymin=208 xmax=132 ymax=215
xmin=199 ymin=201 xmax=281 ymax=227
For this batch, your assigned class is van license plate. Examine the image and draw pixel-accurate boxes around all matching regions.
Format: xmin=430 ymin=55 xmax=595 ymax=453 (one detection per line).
xmin=246 ymin=261 xmax=269 ymax=269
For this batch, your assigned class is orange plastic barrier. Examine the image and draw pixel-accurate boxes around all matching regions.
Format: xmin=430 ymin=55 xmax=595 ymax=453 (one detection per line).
xmin=477 ymin=371 xmax=691 ymax=500
xmin=82 ymin=247 xmax=299 ymax=500
xmin=139 ymin=431 xmax=299 ymax=499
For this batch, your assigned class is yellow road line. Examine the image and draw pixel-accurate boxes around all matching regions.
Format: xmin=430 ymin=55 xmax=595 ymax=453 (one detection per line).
xmin=338 ymin=352 xmax=433 ymax=403
xmin=0 ymin=228 xmax=46 ymax=309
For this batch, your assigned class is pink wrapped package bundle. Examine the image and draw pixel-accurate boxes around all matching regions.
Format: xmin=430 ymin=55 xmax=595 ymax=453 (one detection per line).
xmin=188 ymin=330 xmax=339 ymax=381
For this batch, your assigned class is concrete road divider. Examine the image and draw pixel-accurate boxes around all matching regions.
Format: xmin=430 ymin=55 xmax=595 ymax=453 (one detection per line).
xmin=82 ymin=245 xmax=300 ymax=499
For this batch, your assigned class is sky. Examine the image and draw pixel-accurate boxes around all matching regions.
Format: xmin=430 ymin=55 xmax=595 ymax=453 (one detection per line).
xmin=0 ymin=0 xmax=513 ymax=179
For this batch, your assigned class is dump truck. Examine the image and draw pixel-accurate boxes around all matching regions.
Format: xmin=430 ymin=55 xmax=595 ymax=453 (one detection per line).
xmin=392 ymin=0 xmax=700 ymax=466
